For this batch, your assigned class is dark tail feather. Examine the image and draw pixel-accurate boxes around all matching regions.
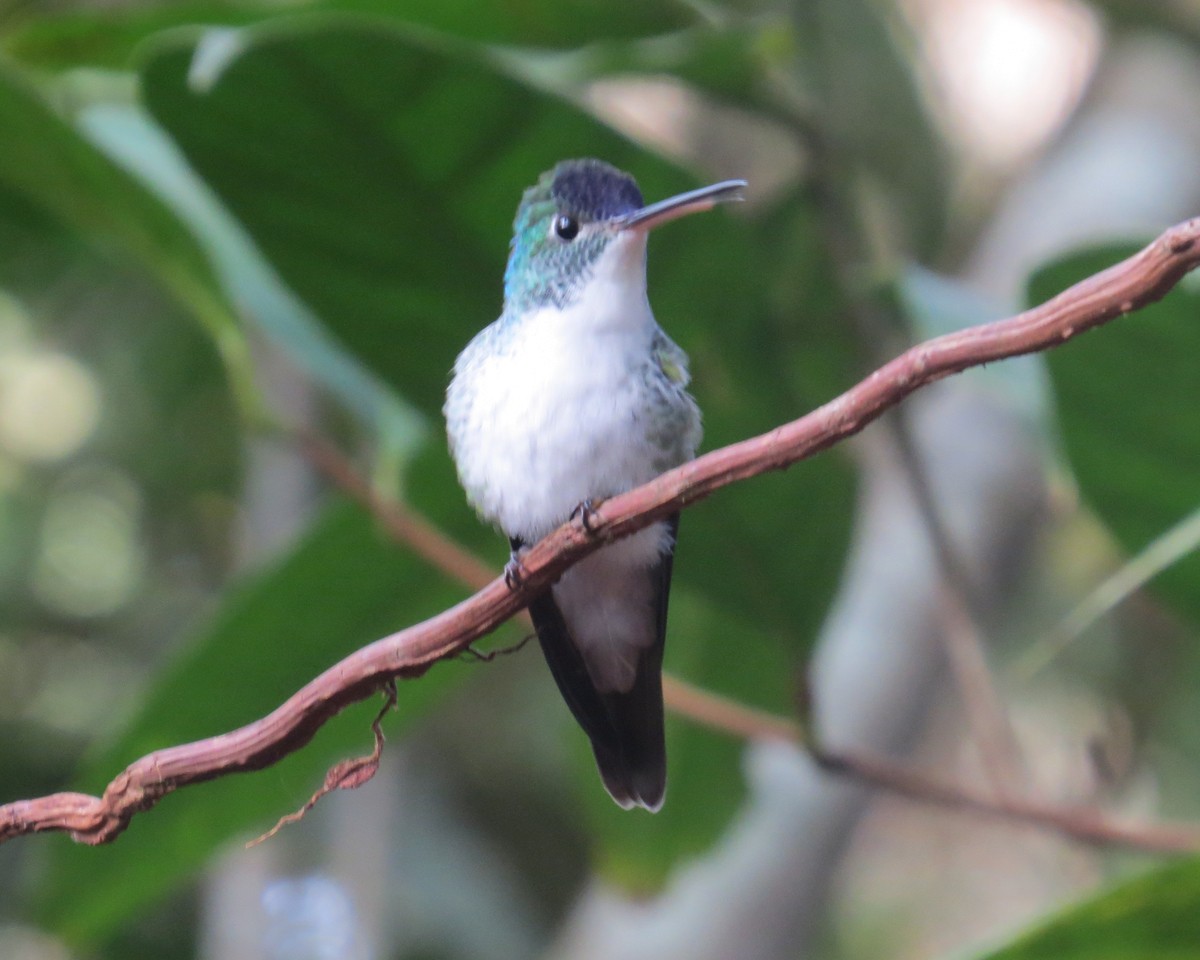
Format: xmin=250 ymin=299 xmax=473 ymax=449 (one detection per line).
xmin=592 ymin=641 xmax=667 ymax=811
xmin=526 ymin=588 xmax=666 ymax=810
xmin=515 ymin=516 xmax=676 ymax=811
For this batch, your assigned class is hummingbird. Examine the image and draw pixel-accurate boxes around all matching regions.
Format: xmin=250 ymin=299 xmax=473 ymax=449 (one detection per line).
xmin=444 ymin=159 xmax=745 ymax=810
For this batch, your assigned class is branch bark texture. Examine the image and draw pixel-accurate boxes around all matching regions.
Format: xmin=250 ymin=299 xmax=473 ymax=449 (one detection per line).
xmin=3 ymin=219 xmax=1199 ymax=848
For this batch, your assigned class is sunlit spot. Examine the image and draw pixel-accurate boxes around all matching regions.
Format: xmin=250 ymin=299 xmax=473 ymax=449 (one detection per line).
xmin=906 ymin=0 xmax=1103 ymax=167
xmin=0 ymin=351 xmax=101 ymax=463
xmin=32 ymin=467 xmax=144 ymax=619
xmin=23 ymin=638 xmax=146 ymax=736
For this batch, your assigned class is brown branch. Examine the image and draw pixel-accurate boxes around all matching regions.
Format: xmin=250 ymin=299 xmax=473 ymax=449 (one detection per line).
xmin=809 ymin=747 xmax=1200 ymax=853
xmin=3 ymin=219 xmax=1199 ymax=848
xmin=308 ymin=429 xmax=1200 ymax=854
xmin=299 ymin=433 xmax=495 ymax=592
xmin=246 ymin=680 xmax=398 ymax=847
xmin=662 ymin=676 xmax=1200 ymax=853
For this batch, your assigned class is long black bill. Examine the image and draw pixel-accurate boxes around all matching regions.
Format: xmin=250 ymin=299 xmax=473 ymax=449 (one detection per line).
xmin=619 ymin=179 xmax=747 ymax=232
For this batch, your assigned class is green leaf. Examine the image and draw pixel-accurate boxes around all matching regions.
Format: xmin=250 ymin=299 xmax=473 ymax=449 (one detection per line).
xmin=0 ymin=53 xmax=256 ymax=413
xmin=141 ymin=20 xmax=505 ymax=417
xmin=138 ymin=17 xmax=857 ymax=879
xmin=5 ymin=0 xmax=692 ymax=72
xmin=1036 ymin=246 xmax=1200 ymax=630
xmin=36 ymin=500 xmax=473 ymax=948
xmin=972 ymin=857 xmax=1200 ymax=959
xmin=78 ymin=100 xmax=421 ymax=449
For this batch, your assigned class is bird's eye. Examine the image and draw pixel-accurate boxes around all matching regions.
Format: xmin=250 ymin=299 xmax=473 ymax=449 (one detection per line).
xmin=553 ymin=214 xmax=580 ymax=241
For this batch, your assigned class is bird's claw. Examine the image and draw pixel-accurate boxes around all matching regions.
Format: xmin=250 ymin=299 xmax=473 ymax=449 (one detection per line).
xmin=571 ymin=498 xmax=600 ymax=535
xmin=504 ymin=551 xmax=529 ymax=591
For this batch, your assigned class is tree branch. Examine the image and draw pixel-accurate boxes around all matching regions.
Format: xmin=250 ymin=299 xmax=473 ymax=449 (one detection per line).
xmin=3 ymin=219 xmax=1199 ymax=848
xmin=302 ymin=428 xmax=1200 ymax=855
xmin=663 ymin=676 xmax=1200 ymax=853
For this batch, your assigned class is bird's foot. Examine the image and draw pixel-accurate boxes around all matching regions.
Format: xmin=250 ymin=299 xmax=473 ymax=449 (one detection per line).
xmin=570 ymin=498 xmax=601 ymax=535
xmin=504 ymin=548 xmax=530 ymax=591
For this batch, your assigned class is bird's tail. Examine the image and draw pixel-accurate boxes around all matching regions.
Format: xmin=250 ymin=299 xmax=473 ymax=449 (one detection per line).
xmin=526 ymin=588 xmax=667 ymax=811
xmin=589 ymin=648 xmax=667 ymax=811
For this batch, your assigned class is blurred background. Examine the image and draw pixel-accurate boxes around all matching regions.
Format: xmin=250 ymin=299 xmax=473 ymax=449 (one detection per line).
xmin=0 ymin=0 xmax=1199 ymax=957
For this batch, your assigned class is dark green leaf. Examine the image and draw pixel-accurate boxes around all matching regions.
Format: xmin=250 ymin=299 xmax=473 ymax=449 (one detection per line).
xmin=1088 ymin=0 xmax=1200 ymax=48
xmin=524 ymin=21 xmax=791 ymax=121
xmin=80 ymin=101 xmax=419 ymax=446
xmin=1036 ymin=246 xmax=1200 ymax=630
xmin=5 ymin=0 xmax=692 ymax=71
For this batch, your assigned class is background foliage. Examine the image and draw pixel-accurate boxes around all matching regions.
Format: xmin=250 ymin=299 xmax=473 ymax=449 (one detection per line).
xmin=0 ymin=1 xmax=1198 ymax=958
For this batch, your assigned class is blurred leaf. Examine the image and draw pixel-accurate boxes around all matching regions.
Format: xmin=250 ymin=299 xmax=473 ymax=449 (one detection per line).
xmin=1035 ymin=246 xmax=1200 ymax=630
xmin=972 ymin=857 xmax=1200 ymax=959
xmin=0 ymin=54 xmax=256 ymax=411
xmin=138 ymin=17 xmax=856 ymax=880
xmin=5 ymin=0 xmax=693 ymax=71
xmin=78 ymin=101 xmax=421 ymax=450
xmin=36 ymin=499 xmax=473 ymax=947
xmin=792 ymin=0 xmax=946 ymax=256
xmin=141 ymin=20 xmax=505 ymax=416
xmin=518 ymin=20 xmax=792 ymax=121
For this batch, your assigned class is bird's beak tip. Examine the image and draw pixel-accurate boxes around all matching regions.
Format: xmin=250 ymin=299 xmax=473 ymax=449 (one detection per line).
xmin=620 ymin=179 xmax=748 ymax=232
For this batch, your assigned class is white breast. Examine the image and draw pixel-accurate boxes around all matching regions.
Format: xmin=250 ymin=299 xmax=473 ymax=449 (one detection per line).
xmin=447 ymin=241 xmax=691 ymax=544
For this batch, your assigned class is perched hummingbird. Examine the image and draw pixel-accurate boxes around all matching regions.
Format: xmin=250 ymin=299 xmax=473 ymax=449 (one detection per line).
xmin=445 ymin=159 xmax=745 ymax=810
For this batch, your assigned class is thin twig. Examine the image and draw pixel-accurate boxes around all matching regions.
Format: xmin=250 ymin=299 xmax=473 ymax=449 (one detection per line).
xmin=299 ymin=431 xmax=495 ymax=592
xmin=935 ymin=582 xmax=1027 ymax=791
xmin=1015 ymin=503 xmax=1200 ymax=680
xmin=661 ymin=675 xmax=1200 ymax=853
xmin=3 ymin=218 xmax=1199 ymax=848
xmin=888 ymin=411 xmax=1027 ymax=794
xmin=662 ymin=674 xmax=805 ymax=743
xmin=809 ymin=747 xmax=1200 ymax=854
